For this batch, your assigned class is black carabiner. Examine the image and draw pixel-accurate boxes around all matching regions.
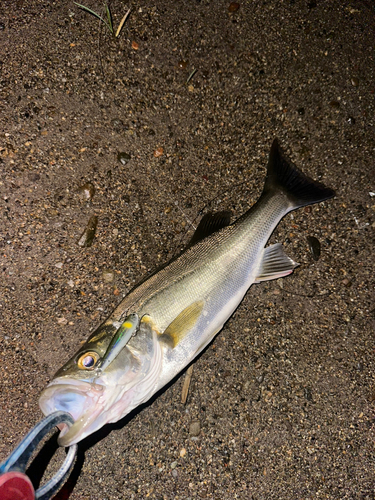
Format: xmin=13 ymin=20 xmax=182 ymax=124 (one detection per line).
xmin=0 ymin=411 xmax=78 ymax=500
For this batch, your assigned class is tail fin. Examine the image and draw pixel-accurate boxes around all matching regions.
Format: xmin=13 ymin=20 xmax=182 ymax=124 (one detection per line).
xmin=263 ymin=139 xmax=335 ymax=208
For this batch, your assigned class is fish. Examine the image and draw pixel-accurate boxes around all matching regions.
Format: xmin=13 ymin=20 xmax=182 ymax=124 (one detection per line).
xmin=39 ymin=139 xmax=335 ymax=446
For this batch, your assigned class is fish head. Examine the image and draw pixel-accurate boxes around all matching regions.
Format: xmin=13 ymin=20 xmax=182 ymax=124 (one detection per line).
xmin=39 ymin=317 xmax=158 ymax=446
xmin=39 ymin=342 xmax=142 ymax=446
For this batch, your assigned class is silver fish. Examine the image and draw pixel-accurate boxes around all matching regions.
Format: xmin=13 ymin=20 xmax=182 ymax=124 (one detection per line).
xmin=39 ymin=139 xmax=334 ymax=446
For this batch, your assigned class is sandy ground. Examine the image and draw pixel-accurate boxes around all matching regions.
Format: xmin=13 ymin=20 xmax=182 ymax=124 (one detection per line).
xmin=0 ymin=0 xmax=374 ymax=498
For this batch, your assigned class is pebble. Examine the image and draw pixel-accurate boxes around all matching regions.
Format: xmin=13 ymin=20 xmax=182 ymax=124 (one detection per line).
xmin=329 ymin=100 xmax=340 ymax=109
xmin=304 ymin=387 xmax=314 ymax=402
xmin=102 ymin=269 xmax=115 ymax=283
xmin=78 ymin=182 xmax=95 ymax=201
xmin=307 ymin=236 xmax=321 ymax=261
xmin=111 ymin=118 xmax=125 ymax=132
xmin=117 ymin=152 xmax=131 ymax=165
xmin=153 ymin=147 xmax=164 ymax=158
xmin=351 ymin=77 xmax=359 ymax=87
xmin=228 ymin=2 xmax=240 ymax=12
xmin=189 ymin=420 xmax=201 ymax=437
xmin=77 ymin=215 xmax=98 ymax=247
xmin=346 ymin=116 xmax=356 ymax=125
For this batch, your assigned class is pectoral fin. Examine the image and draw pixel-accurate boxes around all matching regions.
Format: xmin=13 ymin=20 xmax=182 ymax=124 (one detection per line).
xmin=159 ymin=300 xmax=204 ymax=348
xmin=255 ymin=243 xmax=298 ymax=283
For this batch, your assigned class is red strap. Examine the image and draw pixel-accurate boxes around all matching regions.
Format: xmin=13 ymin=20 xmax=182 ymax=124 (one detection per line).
xmin=0 ymin=471 xmax=35 ymax=500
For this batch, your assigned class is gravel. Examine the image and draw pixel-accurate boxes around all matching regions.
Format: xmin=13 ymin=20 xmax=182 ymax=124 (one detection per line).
xmin=0 ymin=1 xmax=374 ymax=499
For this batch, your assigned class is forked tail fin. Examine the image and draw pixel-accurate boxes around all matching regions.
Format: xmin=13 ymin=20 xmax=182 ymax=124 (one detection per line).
xmin=263 ymin=139 xmax=335 ymax=209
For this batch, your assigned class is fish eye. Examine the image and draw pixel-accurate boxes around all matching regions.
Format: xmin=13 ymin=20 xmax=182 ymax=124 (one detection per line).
xmin=77 ymin=351 xmax=100 ymax=370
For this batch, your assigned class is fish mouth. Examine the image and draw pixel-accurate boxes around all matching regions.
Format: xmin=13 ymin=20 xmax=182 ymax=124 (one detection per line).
xmin=39 ymin=378 xmax=106 ymax=446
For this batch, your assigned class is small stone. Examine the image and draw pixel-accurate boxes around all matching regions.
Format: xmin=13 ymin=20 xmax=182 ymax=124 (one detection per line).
xmin=307 ymin=236 xmax=321 ymax=261
xmin=153 ymin=147 xmax=164 ymax=158
xmin=132 ymin=40 xmax=139 ymax=50
xmin=304 ymin=387 xmax=314 ymax=402
xmin=55 ymin=262 xmax=63 ymax=269
xmin=347 ymin=116 xmax=356 ymax=125
xmin=180 ymin=448 xmax=187 ymax=458
xmin=351 ymin=77 xmax=359 ymax=87
xmin=189 ymin=420 xmax=201 ymax=437
xmin=117 ymin=152 xmax=131 ymax=165
xmin=77 ymin=215 xmax=98 ymax=247
xmin=111 ymin=118 xmax=125 ymax=132
xmin=329 ymin=100 xmax=340 ymax=109
xmin=170 ymin=461 xmax=178 ymax=469
xmin=102 ymin=269 xmax=115 ymax=283
xmin=57 ymin=317 xmax=68 ymax=325
xmin=78 ymin=182 xmax=95 ymax=201
xmin=228 ymin=2 xmax=240 ymax=12
xmin=264 ymin=391 xmax=273 ymax=402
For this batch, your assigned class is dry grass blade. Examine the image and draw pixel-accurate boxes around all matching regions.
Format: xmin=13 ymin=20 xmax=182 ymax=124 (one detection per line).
xmin=115 ymin=9 xmax=131 ymax=38
xmin=186 ymin=68 xmax=197 ymax=84
xmin=181 ymin=365 xmax=194 ymax=404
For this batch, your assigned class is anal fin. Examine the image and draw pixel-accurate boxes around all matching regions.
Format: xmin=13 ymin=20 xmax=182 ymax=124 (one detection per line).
xmin=255 ymin=243 xmax=298 ymax=283
xmin=159 ymin=300 xmax=204 ymax=348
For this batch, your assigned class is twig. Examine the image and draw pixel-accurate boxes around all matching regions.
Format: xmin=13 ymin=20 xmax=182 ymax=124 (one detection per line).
xmin=181 ymin=365 xmax=194 ymax=404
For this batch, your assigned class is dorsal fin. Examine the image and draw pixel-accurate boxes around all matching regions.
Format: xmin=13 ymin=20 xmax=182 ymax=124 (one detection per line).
xmin=187 ymin=211 xmax=231 ymax=247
